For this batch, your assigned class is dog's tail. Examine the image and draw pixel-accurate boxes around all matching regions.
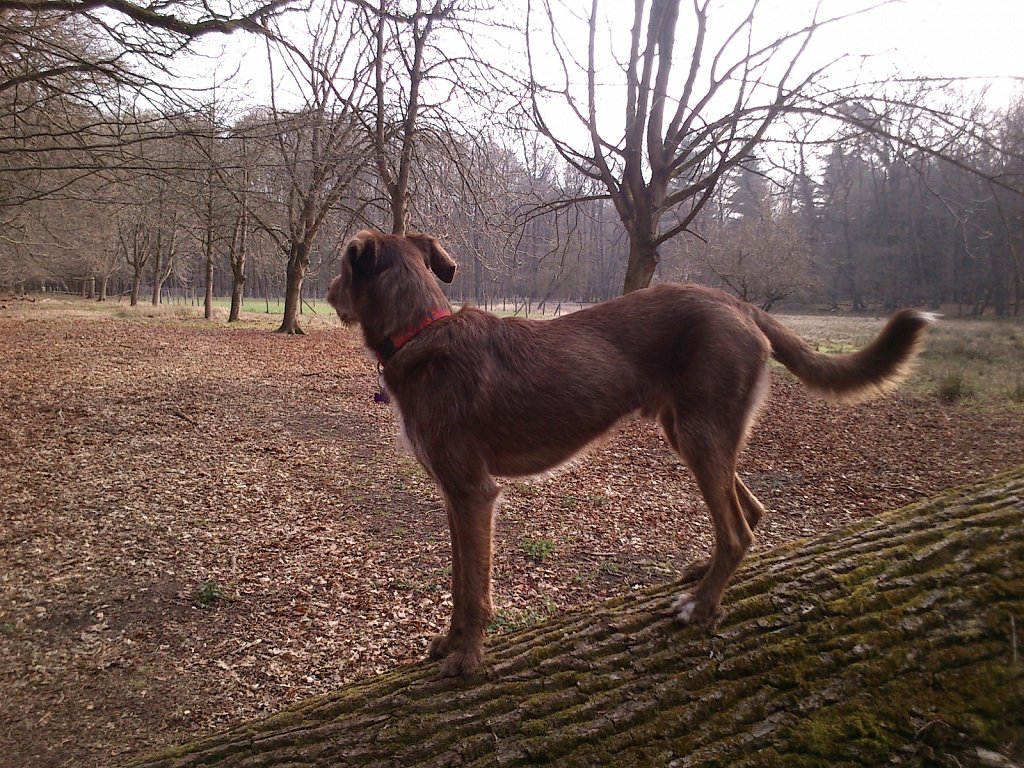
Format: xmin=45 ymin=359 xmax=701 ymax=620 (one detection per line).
xmin=750 ymin=308 xmax=938 ymax=403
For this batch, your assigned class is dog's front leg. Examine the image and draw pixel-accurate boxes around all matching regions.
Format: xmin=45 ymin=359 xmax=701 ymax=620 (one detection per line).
xmin=430 ymin=479 xmax=498 ymax=678
xmin=427 ymin=504 xmax=466 ymax=662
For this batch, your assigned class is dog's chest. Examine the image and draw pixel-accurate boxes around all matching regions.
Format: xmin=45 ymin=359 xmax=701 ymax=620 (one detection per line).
xmin=386 ymin=397 xmax=429 ymax=468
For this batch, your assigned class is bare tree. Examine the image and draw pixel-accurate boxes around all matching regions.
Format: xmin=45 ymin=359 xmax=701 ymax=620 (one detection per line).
xmin=0 ymin=0 xmax=288 ymax=298
xmin=525 ymin=0 xmax=886 ymax=294
xmin=148 ymin=194 xmax=179 ymax=305
xmin=119 ymin=215 xmax=148 ymax=304
xmin=0 ymin=0 xmax=294 ymax=291
xmin=225 ymin=136 xmax=252 ymax=321
xmin=692 ymin=211 xmax=816 ymax=311
xmin=359 ymin=0 xmax=455 ymax=234
xmin=256 ymin=3 xmax=371 ymax=334
xmin=175 ymin=101 xmax=235 ymax=319
xmin=0 ymin=0 xmax=291 ymax=95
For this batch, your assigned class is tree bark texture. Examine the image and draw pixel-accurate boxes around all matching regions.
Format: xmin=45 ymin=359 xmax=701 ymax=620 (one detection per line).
xmin=622 ymin=238 xmax=660 ymax=295
xmin=133 ymin=468 xmax=1024 ymax=767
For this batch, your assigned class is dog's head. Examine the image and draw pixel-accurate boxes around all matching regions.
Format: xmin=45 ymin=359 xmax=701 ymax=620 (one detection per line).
xmin=327 ymin=229 xmax=457 ymax=330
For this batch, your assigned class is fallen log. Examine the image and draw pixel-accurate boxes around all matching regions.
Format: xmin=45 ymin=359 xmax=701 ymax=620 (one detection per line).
xmin=134 ymin=468 xmax=1024 ymax=767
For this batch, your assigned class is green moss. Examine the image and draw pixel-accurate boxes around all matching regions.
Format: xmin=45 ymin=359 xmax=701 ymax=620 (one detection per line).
xmin=940 ymin=659 xmax=1024 ymax=743
xmin=719 ymin=592 xmax=775 ymax=625
xmin=783 ymin=702 xmax=895 ymax=759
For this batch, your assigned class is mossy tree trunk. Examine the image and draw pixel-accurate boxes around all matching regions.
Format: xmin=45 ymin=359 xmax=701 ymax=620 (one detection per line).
xmin=134 ymin=469 xmax=1024 ymax=767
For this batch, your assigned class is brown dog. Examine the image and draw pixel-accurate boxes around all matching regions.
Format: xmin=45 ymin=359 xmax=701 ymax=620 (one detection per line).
xmin=327 ymin=229 xmax=934 ymax=677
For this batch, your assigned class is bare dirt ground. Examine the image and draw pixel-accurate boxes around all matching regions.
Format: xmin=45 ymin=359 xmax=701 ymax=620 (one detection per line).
xmin=2 ymin=299 xmax=1023 ymax=768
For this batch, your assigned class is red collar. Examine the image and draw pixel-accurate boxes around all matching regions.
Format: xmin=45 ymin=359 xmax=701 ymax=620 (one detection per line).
xmin=373 ymin=308 xmax=452 ymax=363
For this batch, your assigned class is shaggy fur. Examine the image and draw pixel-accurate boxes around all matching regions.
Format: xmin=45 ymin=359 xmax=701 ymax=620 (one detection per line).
xmin=327 ymin=229 xmax=935 ymax=677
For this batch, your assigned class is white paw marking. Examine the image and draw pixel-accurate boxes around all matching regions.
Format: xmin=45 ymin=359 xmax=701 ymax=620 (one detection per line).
xmin=672 ymin=593 xmax=698 ymax=624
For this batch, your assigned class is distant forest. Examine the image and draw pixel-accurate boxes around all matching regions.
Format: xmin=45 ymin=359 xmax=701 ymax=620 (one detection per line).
xmin=2 ymin=1 xmax=1022 ymax=322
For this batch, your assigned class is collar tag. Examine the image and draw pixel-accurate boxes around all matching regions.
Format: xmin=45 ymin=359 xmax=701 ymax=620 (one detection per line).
xmin=374 ymin=363 xmax=391 ymax=404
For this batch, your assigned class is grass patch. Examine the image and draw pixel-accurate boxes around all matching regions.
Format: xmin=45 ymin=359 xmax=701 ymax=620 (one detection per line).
xmin=19 ymin=294 xmax=342 ymax=332
xmin=917 ymin=318 xmax=1024 ymax=404
xmin=489 ymin=596 xmax=558 ymax=633
xmin=520 ymin=537 xmax=556 ymax=562
xmin=937 ymin=371 xmax=970 ymax=403
xmin=193 ymin=580 xmax=225 ymax=608
xmin=115 ymin=304 xmax=213 ymax=321
xmin=490 ymin=608 xmax=544 ymax=633
xmin=780 ymin=313 xmax=1024 ymax=405
xmin=561 ymin=493 xmax=607 ymax=511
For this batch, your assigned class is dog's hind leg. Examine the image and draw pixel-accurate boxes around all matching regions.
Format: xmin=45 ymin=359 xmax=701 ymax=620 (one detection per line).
xmin=661 ymin=404 xmax=762 ymax=587
xmin=679 ymin=474 xmax=765 ymax=585
xmin=428 ymin=472 xmax=499 ymax=678
xmin=663 ymin=353 xmax=767 ymax=623
xmin=735 ymin=474 xmax=765 ymax=530
xmin=670 ymin=443 xmax=754 ymax=625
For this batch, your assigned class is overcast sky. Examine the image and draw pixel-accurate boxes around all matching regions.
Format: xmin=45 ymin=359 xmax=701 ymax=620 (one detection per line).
xmin=820 ymin=0 xmax=1023 ymax=103
xmin=184 ymin=0 xmax=1024 ymax=114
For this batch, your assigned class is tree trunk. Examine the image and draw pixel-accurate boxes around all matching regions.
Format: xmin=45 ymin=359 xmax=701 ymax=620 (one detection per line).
xmin=390 ymin=191 xmax=406 ymax=237
xmin=204 ymin=254 xmax=214 ymax=321
xmin=130 ymin=274 xmax=141 ymax=306
xmin=133 ymin=468 xmax=1024 ymax=768
xmin=151 ymin=243 xmax=164 ymax=306
xmin=228 ymin=276 xmax=245 ymax=323
xmin=151 ymin=278 xmax=163 ymax=306
xmin=990 ymin=248 xmax=1009 ymax=318
xmin=228 ymin=211 xmax=247 ymax=323
xmin=204 ymin=216 xmax=215 ymax=321
xmin=275 ymin=241 xmax=308 ymax=335
xmin=622 ymin=237 xmax=660 ymax=293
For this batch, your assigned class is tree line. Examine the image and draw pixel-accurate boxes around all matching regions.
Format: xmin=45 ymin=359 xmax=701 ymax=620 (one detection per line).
xmin=2 ymin=0 xmax=1022 ymax=326
xmin=664 ymin=91 xmax=1024 ymax=316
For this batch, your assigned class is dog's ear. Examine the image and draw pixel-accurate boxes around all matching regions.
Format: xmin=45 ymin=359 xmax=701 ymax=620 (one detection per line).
xmin=345 ymin=231 xmax=380 ymax=278
xmin=408 ymin=233 xmax=457 ymax=284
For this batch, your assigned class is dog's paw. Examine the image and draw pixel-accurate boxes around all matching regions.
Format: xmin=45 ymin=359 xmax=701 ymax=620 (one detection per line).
xmin=427 ymin=633 xmax=454 ymax=660
xmin=428 ymin=632 xmax=484 ymax=677
xmin=670 ymin=592 xmax=716 ymax=626
xmin=437 ymin=647 xmax=483 ymax=678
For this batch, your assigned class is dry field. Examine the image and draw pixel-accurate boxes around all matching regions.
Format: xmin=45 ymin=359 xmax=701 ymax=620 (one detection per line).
xmin=1 ymin=297 xmax=1023 ymax=767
